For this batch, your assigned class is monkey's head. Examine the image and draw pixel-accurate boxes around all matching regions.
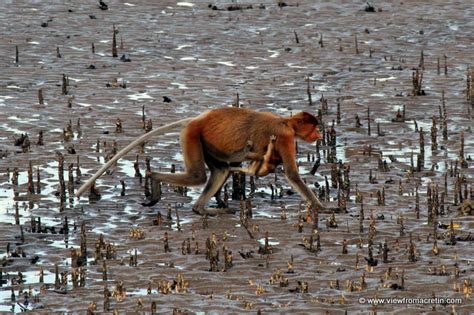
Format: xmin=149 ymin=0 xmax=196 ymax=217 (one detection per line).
xmin=291 ymin=112 xmax=322 ymax=142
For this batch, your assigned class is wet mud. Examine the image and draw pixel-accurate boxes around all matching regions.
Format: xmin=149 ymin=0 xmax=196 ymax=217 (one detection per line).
xmin=0 ymin=0 xmax=473 ymax=313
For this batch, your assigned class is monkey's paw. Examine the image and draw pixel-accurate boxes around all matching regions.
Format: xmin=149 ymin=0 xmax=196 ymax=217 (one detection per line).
xmin=318 ymin=201 xmax=344 ymax=213
xmin=192 ymin=207 xmax=236 ymax=216
xmin=141 ymin=198 xmax=160 ymax=207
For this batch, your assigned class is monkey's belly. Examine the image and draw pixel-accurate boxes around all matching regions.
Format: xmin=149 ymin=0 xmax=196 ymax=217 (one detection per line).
xmin=202 ymin=141 xmax=263 ymax=163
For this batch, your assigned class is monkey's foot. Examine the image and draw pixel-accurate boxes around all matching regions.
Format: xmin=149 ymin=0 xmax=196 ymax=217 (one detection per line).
xmin=318 ymin=202 xmax=344 ymax=213
xmin=142 ymin=176 xmax=161 ymax=207
xmin=141 ymin=199 xmax=160 ymax=207
xmin=215 ymin=199 xmax=228 ymax=209
xmin=192 ymin=207 xmax=236 ymax=216
xmin=319 ymin=207 xmax=344 ymax=213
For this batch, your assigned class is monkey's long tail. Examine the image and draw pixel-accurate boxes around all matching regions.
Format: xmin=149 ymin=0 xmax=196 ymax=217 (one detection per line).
xmin=75 ymin=117 xmax=193 ymax=197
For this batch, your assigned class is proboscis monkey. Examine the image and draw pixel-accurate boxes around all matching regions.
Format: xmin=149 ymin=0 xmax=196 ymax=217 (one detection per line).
xmin=76 ymin=107 xmax=326 ymax=215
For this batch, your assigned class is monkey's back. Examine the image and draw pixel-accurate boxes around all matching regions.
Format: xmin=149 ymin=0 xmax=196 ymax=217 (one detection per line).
xmin=194 ymin=107 xmax=289 ymax=162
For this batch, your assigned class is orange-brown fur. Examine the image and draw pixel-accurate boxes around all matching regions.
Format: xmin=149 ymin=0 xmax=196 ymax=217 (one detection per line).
xmin=144 ymin=107 xmax=325 ymax=215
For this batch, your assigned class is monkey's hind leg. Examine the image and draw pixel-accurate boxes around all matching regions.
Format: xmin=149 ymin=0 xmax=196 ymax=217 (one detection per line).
xmin=192 ymin=162 xmax=234 ymax=216
xmin=141 ymin=171 xmax=162 ymax=206
xmin=142 ymin=124 xmax=207 ymax=207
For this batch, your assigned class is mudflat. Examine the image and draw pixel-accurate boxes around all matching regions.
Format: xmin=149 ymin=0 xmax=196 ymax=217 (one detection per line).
xmin=0 ymin=0 xmax=473 ymax=313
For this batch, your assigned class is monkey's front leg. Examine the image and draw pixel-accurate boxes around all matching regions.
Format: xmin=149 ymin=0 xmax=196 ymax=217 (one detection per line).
xmin=284 ymin=174 xmax=344 ymax=216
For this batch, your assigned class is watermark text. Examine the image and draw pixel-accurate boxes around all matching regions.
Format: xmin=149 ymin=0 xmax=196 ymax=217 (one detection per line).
xmin=358 ymin=296 xmax=463 ymax=305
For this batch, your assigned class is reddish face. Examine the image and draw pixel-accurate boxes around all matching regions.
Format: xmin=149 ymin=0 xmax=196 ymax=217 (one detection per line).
xmin=304 ymin=126 xmax=322 ymax=142
xmin=298 ymin=125 xmax=322 ymax=142
xmin=292 ymin=112 xmax=321 ymax=142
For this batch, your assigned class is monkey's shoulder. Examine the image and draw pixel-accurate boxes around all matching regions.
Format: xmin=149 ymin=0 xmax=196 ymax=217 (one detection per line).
xmin=275 ymin=121 xmax=296 ymax=137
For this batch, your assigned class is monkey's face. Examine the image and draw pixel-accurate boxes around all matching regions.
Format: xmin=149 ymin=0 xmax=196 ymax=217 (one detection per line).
xmin=292 ymin=112 xmax=321 ymax=142
xmin=298 ymin=125 xmax=322 ymax=142
xmin=304 ymin=126 xmax=322 ymax=142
